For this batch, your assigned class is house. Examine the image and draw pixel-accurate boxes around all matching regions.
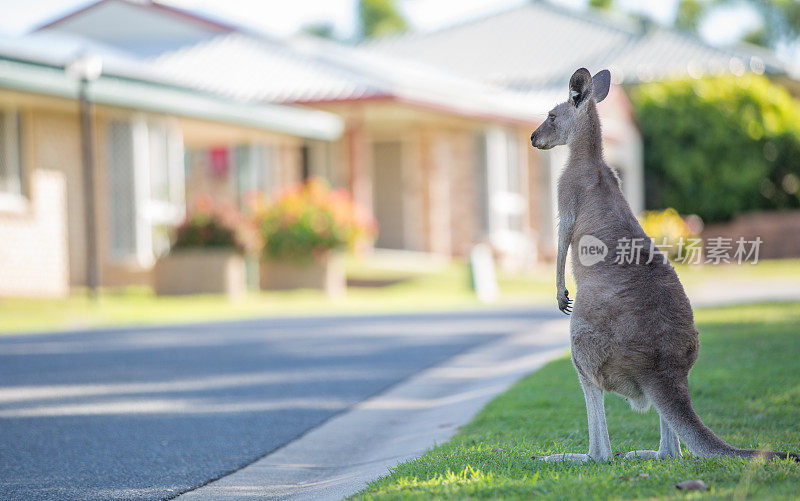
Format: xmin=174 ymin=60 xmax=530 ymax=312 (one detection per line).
xmin=364 ymin=1 xmax=795 ymax=248
xmin=0 ymin=31 xmax=341 ymax=297
xmin=149 ymin=33 xmax=554 ymax=266
xmin=36 ymin=0 xmax=647 ymax=268
xmin=8 ymin=1 xmax=795 ymax=298
xmin=47 ymin=0 xmax=771 ymax=276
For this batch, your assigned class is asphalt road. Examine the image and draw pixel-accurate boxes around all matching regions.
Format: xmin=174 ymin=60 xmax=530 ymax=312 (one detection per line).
xmin=0 ymin=308 xmax=558 ymax=500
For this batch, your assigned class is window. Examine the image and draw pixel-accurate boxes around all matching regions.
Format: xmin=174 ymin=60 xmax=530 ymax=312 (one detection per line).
xmin=474 ymin=132 xmax=489 ymax=235
xmin=107 ymin=117 xmax=185 ymax=264
xmin=484 ymin=127 xmax=526 ymax=236
xmin=236 ymin=143 xmax=279 ymax=207
xmin=148 ymin=123 xmax=171 ymax=204
xmin=303 ymin=140 xmax=339 ymax=187
xmin=147 ymin=123 xmax=184 ymax=258
xmin=505 ymin=130 xmax=524 ymax=232
xmin=300 ymin=144 xmax=311 ymax=182
xmin=0 ymin=110 xmax=24 ymax=199
xmin=146 ymin=122 xmax=184 ymax=227
xmin=108 ymin=120 xmax=138 ymax=260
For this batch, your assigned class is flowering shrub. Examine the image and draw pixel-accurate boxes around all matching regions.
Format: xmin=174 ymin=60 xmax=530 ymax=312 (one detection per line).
xmin=252 ymin=178 xmax=377 ymax=262
xmin=639 ymin=208 xmax=700 ymax=260
xmin=172 ymin=195 xmax=259 ymax=255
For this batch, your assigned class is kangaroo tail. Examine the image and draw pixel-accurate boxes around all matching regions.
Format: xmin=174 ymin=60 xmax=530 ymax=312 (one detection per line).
xmin=645 ymin=377 xmax=799 ymax=462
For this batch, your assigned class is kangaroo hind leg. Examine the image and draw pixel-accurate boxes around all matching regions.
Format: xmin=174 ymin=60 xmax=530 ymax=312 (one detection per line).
xmin=621 ymin=414 xmax=681 ymax=459
xmin=536 ymin=375 xmax=611 ymax=463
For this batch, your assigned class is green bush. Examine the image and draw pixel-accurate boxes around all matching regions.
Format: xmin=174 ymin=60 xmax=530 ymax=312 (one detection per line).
xmin=631 ymin=74 xmax=800 ymax=222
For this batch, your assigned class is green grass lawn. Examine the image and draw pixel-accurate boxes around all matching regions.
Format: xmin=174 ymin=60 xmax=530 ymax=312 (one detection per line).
xmin=673 ymin=258 xmax=800 ymax=287
xmin=0 ymin=258 xmax=554 ymax=335
xmin=2 ymin=257 xmax=799 ymax=335
xmin=355 ymin=302 xmax=800 ymax=500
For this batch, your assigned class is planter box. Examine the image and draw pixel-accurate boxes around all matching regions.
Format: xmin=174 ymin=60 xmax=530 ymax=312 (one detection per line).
xmin=154 ymin=249 xmax=246 ymax=298
xmin=260 ymin=254 xmax=345 ymax=297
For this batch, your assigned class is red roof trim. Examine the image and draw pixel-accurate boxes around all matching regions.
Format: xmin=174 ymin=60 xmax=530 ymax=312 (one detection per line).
xmin=35 ymin=0 xmax=235 ymax=33
xmin=35 ymin=0 xmax=113 ymax=31
xmin=146 ymin=2 xmax=237 ymax=32
xmin=289 ymin=93 xmax=395 ymax=106
xmin=398 ymin=95 xmax=540 ymax=126
xmin=289 ymin=93 xmax=540 ymax=127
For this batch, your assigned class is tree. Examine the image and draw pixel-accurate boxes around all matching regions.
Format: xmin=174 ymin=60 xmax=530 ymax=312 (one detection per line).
xmin=589 ymin=0 xmax=613 ymax=10
xmin=631 ymin=75 xmax=800 ymax=222
xmin=358 ymin=0 xmax=408 ymax=39
xmin=733 ymin=0 xmax=800 ymax=48
xmin=742 ymin=26 xmax=770 ymax=46
xmin=672 ymin=0 xmax=800 ymax=49
xmin=675 ymin=0 xmax=706 ymax=32
xmin=301 ymin=22 xmax=337 ymax=40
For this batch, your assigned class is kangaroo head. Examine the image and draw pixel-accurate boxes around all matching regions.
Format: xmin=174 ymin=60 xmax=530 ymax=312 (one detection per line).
xmin=530 ymin=68 xmax=611 ymax=150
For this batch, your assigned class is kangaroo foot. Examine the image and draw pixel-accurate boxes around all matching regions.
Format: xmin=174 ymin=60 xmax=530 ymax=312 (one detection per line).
xmin=618 ymin=449 xmax=678 ymax=459
xmin=533 ymin=453 xmax=594 ymax=463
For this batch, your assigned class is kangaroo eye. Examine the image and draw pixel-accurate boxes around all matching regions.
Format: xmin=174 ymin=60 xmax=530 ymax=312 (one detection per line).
xmin=548 ymin=114 xmax=556 ymax=121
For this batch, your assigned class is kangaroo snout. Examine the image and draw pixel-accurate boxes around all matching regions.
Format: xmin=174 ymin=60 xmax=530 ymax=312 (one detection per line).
xmin=530 ymin=131 xmax=553 ymax=150
xmin=530 ymin=131 xmax=545 ymax=149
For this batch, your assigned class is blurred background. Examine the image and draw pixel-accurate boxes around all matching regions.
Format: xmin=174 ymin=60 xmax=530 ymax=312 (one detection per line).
xmin=1 ymin=0 xmax=799 ymax=332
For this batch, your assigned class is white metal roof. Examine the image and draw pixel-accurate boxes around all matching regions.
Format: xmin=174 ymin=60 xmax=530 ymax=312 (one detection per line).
xmin=364 ymin=2 xmax=792 ymax=90
xmin=152 ymin=33 xmax=379 ymax=104
xmin=0 ymin=31 xmax=343 ymax=140
xmin=24 ymin=0 xmax=626 ymax=123
xmin=36 ymin=0 xmax=234 ymax=56
xmin=151 ymin=32 xmax=551 ymax=123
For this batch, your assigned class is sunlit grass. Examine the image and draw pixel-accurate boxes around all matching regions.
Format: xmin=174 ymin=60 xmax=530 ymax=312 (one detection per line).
xmin=354 ymin=302 xmax=800 ymax=500
xmin=674 ymin=258 xmax=800 ymax=284
xmin=0 ymin=258 xmax=553 ymax=335
xmin=1 ymin=258 xmax=799 ymax=335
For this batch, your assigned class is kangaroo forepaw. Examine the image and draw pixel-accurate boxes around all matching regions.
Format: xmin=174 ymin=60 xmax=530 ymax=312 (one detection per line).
xmin=557 ymin=289 xmax=573 ymax=315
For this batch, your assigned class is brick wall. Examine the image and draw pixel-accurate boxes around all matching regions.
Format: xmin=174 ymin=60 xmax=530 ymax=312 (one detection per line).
xmin=702 ymin=210 xmax=800 ymax=260
xmin=448 ymin=130 xmax=479 ymax=257
xmin=403 ymin=129 xmax=426 ymax=252
xmin=396 ymin=126 xmax=432 ymax=253
xmin=428 ymin=130 xmax=453 ymax=255
xmin=0 ymin=169 xmax=69 ymax=297
xmin=32 ymin=110 xmax=85 ymax=285
xmin=404 ymin=127 xmax=481 ymax=256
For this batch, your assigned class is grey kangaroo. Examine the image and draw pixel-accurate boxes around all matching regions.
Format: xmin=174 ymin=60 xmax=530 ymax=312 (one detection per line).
xmin=529 ymin=67 xmax=798 ymax=462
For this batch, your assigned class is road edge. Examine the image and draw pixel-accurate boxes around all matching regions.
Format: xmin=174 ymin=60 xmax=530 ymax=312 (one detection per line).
xmin=177 ymin=318 xmax=570 ymax=500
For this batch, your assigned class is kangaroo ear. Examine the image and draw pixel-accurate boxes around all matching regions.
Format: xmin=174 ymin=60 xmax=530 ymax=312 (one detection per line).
xmin=592 ymin=69 xmax=611 ymax=103
xmin=569 ymin=68 xmax=593 ymax=107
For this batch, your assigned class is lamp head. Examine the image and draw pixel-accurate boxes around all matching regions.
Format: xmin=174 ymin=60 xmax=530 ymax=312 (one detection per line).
xmin=67 ymin=52 xmax=103 ymax=81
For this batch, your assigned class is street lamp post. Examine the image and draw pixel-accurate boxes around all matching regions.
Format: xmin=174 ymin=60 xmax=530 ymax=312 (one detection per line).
xmin=67 ymin=53 xmax=103 ymax=300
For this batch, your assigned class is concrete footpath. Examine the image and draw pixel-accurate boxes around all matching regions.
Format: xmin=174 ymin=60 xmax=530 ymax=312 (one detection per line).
xmin=177 ymin=318 xmax=570 ymax=500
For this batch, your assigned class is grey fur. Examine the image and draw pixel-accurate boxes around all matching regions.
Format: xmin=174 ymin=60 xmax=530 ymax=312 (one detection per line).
xmin=530 ymin=68 xmax=798 ymax=462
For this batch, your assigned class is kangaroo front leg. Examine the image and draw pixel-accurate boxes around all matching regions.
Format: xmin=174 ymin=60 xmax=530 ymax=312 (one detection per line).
xmin=556 ymin=212 xmax=575 ymax=314
xmin=622 ymin=414 xmax=682 ymax=459
xmin=537 ymin=377 xmax=611 ymax=463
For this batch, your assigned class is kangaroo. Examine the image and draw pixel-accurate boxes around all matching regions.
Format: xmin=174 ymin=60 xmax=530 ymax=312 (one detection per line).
xmin=529 ymin=67 xmax=799 ymax=462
